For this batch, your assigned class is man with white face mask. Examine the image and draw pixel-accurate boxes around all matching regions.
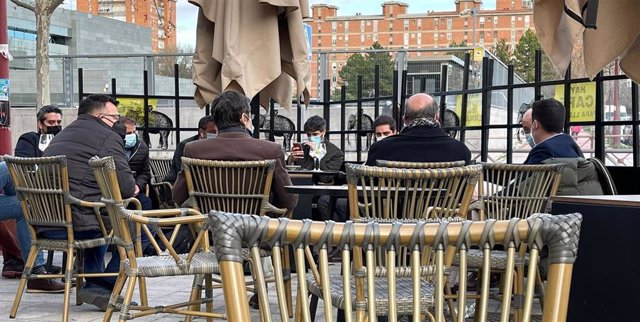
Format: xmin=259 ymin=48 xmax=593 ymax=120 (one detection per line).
xmin=521 ymin=108 xmax=536 ymax=148
xmin=373 ymin=115 xmax=397 ymax=141
xmin=121 ymin=117 xmax=152 ymax=210
xmin=288 ymin=115 xmax=344 ymax=174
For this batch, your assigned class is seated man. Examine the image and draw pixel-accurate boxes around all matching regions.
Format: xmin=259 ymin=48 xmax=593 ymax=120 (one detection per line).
xmin=0 ymin=162 xmax=65 ymax=292
xmin=288 ymin=115 xmax=344 ymax=178
xmin=164 ymin=115 xmax=217 ymax=184
xmin=523 ymin=98 xmax=603 ymax=195
xmin=373 ymin=114 xmax=397 ymax=141
xmin=172 ymin=91 xmax=297 ymax=211
xmin=366 ymin=93 xmax=471 ymax=166
xmin=43 ymin=94 xmax=138 ymax=311
xmin=121 ymin=117 xmax=153 ymax=210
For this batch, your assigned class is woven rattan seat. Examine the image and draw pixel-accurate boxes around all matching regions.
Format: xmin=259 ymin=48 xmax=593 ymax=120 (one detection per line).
xmin=306 ymin=273 xmax=435 ymax=315
xmin=453 ymin=249 xmax=528 ymax=270
xmin=207 ymin=211 xmax=582 ymax=322
xmin=122 ymin=252 xmax=219 ymax=277
xmin=376 ymin=159 xmax=466 ymax=169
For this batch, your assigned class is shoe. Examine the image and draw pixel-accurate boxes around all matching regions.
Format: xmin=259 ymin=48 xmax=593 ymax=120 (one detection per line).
xmin=327 ymin=248 xmax=343 ymax=262
xmin=26 ymin=278 xmax=65 ymax=293
xmin=78 ymin=288 xmax=137 ymax=312
xmin=2 ymin=257 xmax=24 ymax=279
xmin=249 ymin=294 xmax=259 ymax=310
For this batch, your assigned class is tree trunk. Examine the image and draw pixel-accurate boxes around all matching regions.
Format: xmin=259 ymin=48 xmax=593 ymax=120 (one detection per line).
xmin=35 ymin=10 xmax=52 ymax=108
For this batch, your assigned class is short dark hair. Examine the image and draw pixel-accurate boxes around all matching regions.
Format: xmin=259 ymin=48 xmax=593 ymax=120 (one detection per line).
xmin=303 ymin=115 xmax=326 ymax=133
xmin=37 ymin=105 xmax=62 ymax=124
xmin=373 ymin=115 xmax=396 ymax=131
xmin=211 ymin=92 xmax=250 ymax=131
xmin=120 ymin=116 xmax=136 ymax=127
xmin=78 ymin=94 xmax=118 ymax=115
xmin=531 ymin=98 xmax=565 ymax=133
xmin=198 ymin=115 xmax=216 ymax=130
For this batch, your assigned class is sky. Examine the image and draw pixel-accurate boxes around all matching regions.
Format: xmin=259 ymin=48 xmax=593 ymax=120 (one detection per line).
xmin=174 ymin=0 xmax=497 ymax=48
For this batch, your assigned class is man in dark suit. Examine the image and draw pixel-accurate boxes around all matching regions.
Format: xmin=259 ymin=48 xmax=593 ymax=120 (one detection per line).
xmin=172 ymin=91 xmax=297 ymax=211
xmin=366 ymin=93 xmax=471 ymax=166
xmin=164 ymin=115 xmax=217 ymax=184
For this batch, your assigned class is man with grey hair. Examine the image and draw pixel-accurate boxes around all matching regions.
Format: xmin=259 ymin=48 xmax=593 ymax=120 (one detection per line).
xmin=366 ymin=93 xmax=471 ymax=165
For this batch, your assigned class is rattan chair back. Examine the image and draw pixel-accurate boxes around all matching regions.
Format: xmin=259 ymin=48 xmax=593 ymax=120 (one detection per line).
xmin=346 ymin=163 xmax=481 ymax=220
xmin=208 ymin=211 xmax=582 ymax=322
xmin=376 ymin=159 xmax=466 ymax=169
xmin=181 ymin=157 xmax=286 ymax=216
xmin=150 ymin=157 xmax=173 ymax=183
xmin=5 ymin=155 xmax=74 ymax=231
xmin=478 ymin=163 xmax=565 ymax=220
xmin=89 ymin=156 xmax=221 ymax=321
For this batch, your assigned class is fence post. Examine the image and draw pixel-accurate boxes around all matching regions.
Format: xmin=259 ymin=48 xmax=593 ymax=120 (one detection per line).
xmin=62 ymin=56 xmax=73 ymax=107
xmin=319 ymin=52 xmax=328 ymax=101
xmin=395 ymin=51 xmax=407 ymax=101
xmin=144 ymin=55 xmax=156 ymax=95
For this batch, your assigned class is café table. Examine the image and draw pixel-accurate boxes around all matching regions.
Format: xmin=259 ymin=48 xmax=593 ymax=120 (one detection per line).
xmin=551 ymin=195 xmax=640 ymax=322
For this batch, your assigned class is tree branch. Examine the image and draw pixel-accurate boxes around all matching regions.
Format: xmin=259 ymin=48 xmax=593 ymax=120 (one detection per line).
xmin=47 ymin=0 xmax=65 ymax=15
xmin=9 ymin=0 xmax=35 ymax=12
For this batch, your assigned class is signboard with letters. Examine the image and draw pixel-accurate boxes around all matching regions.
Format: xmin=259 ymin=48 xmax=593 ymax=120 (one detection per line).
xmin=456 ymin=93 xmax=482 ymax=126
xmin=554 ymin=82 xmax=596 ymax=122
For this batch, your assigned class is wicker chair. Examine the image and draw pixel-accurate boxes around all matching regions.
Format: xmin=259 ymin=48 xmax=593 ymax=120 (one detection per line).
xmin=180 ymin=157 xmax=292 ymax=315
xmin=304 ymin=164 xmax=482 ymax=319
xmin=89 ymin=156 xmax=222 ymax=322
xmin=376 ymin=159 xmax=466 ymax=169
xmin=149 ymin=157 xmax=176 ymax=209
xmin=5 ymin=156 xmax=119 ymax=322
xmin=207 ymin=211 xmax=582 ymax=322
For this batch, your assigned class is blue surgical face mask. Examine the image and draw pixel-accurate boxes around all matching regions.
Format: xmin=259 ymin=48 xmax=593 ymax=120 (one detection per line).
xmin=308 ymin=135 xmax=322 ymax=144
xmin=525 ymin=133 xmax=536 ymax=148
xmin=206 ymin=133 xmax=217 ymax=139
xmin=124 ymin=133 xmax=137 ymax=149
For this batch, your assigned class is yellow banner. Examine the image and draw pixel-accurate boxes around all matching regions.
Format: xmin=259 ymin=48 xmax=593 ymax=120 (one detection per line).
xmin=473 ymin=47 xmax=484 ymax=62
xmin=456 ymin=93 xmax=482 ymax=126
xmin=554 ymin=82 xmax=595 ymax=122
xmin=116 ymin=98 xmax=159 ymax=119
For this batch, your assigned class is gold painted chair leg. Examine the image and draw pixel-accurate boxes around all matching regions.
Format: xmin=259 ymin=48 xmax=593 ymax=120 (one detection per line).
xmin=185 ymin=274 xmax=204 ymax=322
xmin=284 ymin=246 xmax=293 ymax=318
xmin=10 ymin=246 xmax=38 ymax=318
xmin=138 ymin=276 xmax=148 ymax=307
xmin=205 ymin=274 xmax=214 ymax=322
xmin=536 ymin=268 xmax=545 ymax=310
xmin=62 ymin=246 xmax=75 ymax=322
xmin=294 ymin=291 xmax=304 ymax=322
xmin=104 ymin=271 xmax=128 ymax=322
xmin=118 ymin=275 xmax=138 ymax=322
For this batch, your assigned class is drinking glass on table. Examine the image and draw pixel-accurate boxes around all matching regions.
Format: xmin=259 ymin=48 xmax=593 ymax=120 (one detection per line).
xmin=311 ymin=142 xmax=326 ymax=171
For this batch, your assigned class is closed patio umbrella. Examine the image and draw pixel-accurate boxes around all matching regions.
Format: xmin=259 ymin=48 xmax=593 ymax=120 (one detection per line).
xmin=189 ymin=0 xmax=311 ymax=111
xmin=534 ymin=0 xmax=640 ymax=83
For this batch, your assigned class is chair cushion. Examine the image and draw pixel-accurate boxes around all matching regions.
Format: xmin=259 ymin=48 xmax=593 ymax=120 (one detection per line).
xmin=306 ymin=273 xmax=435 ymax=315
xmin=122 ymin=251 xmax=219 ymax=277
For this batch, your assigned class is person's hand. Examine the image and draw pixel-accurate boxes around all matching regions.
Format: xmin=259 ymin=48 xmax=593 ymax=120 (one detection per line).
xmin=134 ymin=184 xmax=140 ymax=196
xmin=291 ymin=144 xmax=305 ymax=159
xmin=304 ymin=141 xmax=316 ymax=150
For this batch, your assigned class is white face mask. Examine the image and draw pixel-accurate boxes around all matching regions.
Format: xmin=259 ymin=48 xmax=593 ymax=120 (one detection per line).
xmin=206 ymin=133 xmax=217 ymax=139
xmin=525 ymin=133 xmax=535 ymax=148
xmin=243 ymin=113 xmax=254 ymax=135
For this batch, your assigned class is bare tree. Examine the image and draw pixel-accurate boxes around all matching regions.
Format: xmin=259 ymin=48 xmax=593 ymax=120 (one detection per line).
xmin=155 ymin=44 xmax=194 ymax=79
xmin=10 ymin=0 xmax=64 ymax=108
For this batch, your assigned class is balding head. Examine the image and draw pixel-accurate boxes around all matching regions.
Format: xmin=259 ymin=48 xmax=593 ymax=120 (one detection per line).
xmin=522 ymin=108 xmax=533 ymax=133
xmin=404 ymin=93 xmax=439 ymax=124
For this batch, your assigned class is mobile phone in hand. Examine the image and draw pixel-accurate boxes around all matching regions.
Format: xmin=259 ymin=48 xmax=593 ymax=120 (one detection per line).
xmin=292 ymin=142 xmax=303 ymax=151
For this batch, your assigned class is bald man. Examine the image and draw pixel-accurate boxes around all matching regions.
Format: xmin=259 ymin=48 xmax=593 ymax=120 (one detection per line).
xmin=365 ymin=93 xmax=471 ymax=165
xmin=521 ymin=108 xmax=535 ymax=147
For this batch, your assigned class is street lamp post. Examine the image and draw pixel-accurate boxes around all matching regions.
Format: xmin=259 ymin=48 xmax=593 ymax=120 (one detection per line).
xmin=461 ymin=7 xmax=479 ymax=48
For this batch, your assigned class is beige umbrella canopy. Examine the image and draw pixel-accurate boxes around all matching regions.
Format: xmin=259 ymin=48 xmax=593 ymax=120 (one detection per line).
xmin=189 ymin=0 xmax=312 ymax=111
xmin=534 ymin=0 xmax=640 ymax=83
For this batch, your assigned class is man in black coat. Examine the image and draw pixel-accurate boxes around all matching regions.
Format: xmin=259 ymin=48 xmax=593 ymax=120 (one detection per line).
xmin=366 ymin=93 xmax=471 ymax=166
xmin=121 ymin=117 xmax=152 ymax=210
xmin=43 ymin=94 xmax=137 ymax=311
xmin=164 ymin=115 xmax=217 ymax=183
xmin=14 ymin=105 xmax=63 ymax=157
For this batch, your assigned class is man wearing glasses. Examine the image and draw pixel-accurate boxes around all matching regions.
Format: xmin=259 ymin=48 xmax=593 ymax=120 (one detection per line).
xmin=43 ymin=94 xmax=137 ymax=311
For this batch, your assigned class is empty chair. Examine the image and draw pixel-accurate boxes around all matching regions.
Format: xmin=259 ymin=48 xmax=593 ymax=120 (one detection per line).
xmin=149 ymin=157 xmax=176 ymax=208
xmin=207 ymin=211 xmax=582 ymax=322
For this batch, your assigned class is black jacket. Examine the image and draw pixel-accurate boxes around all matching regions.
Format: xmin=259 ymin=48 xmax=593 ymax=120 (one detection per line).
xmin=365 ymin=126 xmax=471 ymax=166
xmin=15 ymin=132 xmax=43 ymax=157
xmin=44 ymin=114 xmax=136 ymax=232
xmin=126 ymin=140 xmax=151 ymax=191
xmin=296 ymin=139 xmax=344 ymax=171
xmin=165 ymin=134 xmax=199 ymax=183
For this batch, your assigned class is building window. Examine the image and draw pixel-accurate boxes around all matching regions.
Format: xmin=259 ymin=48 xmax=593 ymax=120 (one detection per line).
xmin=494 ymin=31 xmax=498 ymax=39
xmin=480 ymin=17 xmax=485 ymax=28
xmin=479 ymin=31 xmax=484 ymax=42
xmin=332 ymin=22 xmax=337 ymax=33
xmin=525 ymin=16 xmax=530 ymax=28
xmin=373 ymin=20 xmax=378 ymax=32
xmin=494 ymin=16 xmax=498 ymax=25
xmin=404 ymin=20 xmax=409 ymax=30
xmin=360 ymin=21 xmax=365 ymax=32
xmin=361 ymin=34 xmax=365 ymax=42
xmin=318 ymin=24 xmax=321 ymax=32
xmin=447 ymin=32 xmax=452 ymax=40
xmin=345 ymin=34 xmax=349 ymax=42
xmin=447 ymin=18 xmax=452 ymax=29
xmin=404 ymin=33 xmax=409 ymax=46
xmin=434 ymin=19 xmax=438 ymax=26
xmin=417 ymin=33 xmax=422 ymax=45
xmin=344 ymin=21 xmax=349 ymax=31
xmin=522 ymin=0 xmax=533 ymax=9
xmin=373 ymin=34 xmax=378 ymax=41
xmin=418 ymin=19 xmax=422 ymax=29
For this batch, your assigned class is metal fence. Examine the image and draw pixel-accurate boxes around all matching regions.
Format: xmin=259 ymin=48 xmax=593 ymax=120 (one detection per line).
xmin=10 ymin=48 xmax=639 ymax=166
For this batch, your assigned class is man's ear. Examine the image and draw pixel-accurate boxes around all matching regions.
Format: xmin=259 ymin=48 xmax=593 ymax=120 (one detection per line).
xmin=434 ymin=113 xmax=441 ymax=123
xmin=36 ymin=121 xmax=44 ymax=132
